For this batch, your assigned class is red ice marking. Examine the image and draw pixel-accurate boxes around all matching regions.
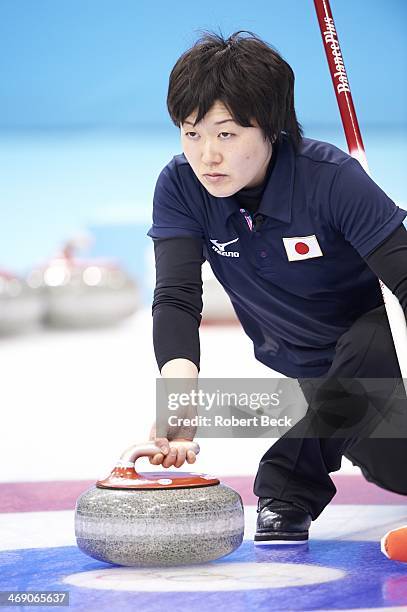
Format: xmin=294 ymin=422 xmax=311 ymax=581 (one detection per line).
xmin=295 ymin=242 xmax=309 ymax=255
xmin=0 ymin=475 xmax=406 ymax=512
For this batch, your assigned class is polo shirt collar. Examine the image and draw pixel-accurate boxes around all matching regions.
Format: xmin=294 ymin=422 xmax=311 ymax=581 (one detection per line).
xmin=217 ymin=133 xmax=296 ymax=224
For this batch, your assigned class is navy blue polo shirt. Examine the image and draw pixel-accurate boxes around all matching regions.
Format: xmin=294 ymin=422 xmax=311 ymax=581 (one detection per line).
xmin=147 ymin=134 xmax=407 ymax=378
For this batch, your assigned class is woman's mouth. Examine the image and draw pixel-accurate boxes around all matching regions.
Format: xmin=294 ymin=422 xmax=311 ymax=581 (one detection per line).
xmin=203 ymin=174 xmax=227 ymax=183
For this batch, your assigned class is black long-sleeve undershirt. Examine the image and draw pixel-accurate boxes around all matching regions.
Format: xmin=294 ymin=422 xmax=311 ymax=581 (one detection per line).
xmin=365 ymin=224 xmax=407 ymax=311
xmin=152 ymin=236 xmax=204 ymax=372
xmin=151 ymin=224 xmax=407 ymax=373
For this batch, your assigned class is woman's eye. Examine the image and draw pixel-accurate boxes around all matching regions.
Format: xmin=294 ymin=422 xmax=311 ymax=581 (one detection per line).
xmin=184 ymin=131 xmax=234 ymax=139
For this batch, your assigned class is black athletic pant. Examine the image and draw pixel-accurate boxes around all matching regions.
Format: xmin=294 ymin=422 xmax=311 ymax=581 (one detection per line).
xmin=253 ymin=304 xmax=407 ymax=519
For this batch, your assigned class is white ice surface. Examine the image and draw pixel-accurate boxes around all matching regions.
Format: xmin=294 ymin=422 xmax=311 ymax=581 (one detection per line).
xmin=2 ymin=505 xmax=407 ymax=551
xmin=0 ymin=308 xmax=360 ymax=482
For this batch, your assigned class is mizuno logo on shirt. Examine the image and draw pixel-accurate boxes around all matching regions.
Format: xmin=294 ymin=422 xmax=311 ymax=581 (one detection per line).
xmin=210 ymin=238 xmax=240 ymax=257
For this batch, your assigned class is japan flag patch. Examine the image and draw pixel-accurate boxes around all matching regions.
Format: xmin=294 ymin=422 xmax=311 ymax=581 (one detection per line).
xmin=282 ymin=235 xmax=323 ymax=261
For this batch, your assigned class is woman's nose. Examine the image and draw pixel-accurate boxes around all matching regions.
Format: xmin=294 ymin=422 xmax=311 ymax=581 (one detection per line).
xmin=201 ymin=141 xmax=222 ymax=165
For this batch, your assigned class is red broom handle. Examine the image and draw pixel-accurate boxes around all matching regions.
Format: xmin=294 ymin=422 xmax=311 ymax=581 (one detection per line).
xmin=313 ymin=0 xmax=407 ymax=378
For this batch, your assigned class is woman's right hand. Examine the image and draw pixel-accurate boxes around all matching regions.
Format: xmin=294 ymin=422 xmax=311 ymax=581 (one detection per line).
xmin=148 ymin=422 xmax=199 ymax=469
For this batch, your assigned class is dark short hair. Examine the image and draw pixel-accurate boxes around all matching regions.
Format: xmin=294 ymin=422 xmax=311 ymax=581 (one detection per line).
xmin=167 ymin=30 xmax=303 ymax=149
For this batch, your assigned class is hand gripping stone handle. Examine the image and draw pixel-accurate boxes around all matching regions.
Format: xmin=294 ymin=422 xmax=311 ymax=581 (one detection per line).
xmin=96 ymin=440 xmax=202 ymax=487
xmin=117 ymin=440 xmax=200 ymax=466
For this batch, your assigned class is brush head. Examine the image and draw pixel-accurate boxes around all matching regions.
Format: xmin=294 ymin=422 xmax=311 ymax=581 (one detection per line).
xmin=381 ymin=525 xmax=407 ymax=562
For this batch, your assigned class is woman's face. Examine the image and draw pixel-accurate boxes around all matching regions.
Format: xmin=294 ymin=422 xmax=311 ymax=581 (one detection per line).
xmin=181 ymin=100 xmax=272 ymax=197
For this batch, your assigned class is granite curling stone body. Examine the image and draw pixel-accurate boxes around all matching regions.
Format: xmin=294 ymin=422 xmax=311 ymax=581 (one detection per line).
xmin=75 ymin=442 xmax=244 ymax=566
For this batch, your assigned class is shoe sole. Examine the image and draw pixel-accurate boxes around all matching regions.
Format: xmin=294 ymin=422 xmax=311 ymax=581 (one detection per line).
xmin=254 ymin=532 xmax=308 ymax=545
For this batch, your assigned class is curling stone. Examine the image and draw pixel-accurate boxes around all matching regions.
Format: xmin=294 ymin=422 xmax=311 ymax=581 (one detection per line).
xmin=0 ymin=269 xmax=44 ymax=335
xmin=28 ymin=238 xmax=140 ymax=328
xmin=75 ymin=442 xmax=244 ymax=567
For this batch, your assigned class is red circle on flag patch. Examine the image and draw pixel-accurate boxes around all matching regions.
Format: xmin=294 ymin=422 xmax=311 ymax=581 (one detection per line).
xmin=295 ymin=242 xmax=309 ymax=255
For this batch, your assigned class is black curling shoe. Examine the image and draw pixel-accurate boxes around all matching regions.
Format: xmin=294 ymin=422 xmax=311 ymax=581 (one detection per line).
xmin=254 ymin=497 xmax=312 ymax=545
